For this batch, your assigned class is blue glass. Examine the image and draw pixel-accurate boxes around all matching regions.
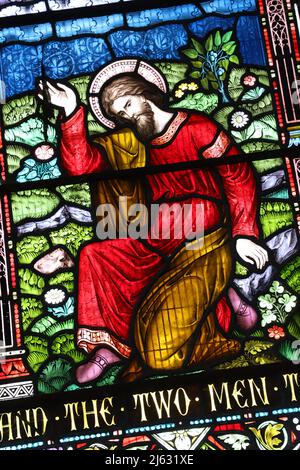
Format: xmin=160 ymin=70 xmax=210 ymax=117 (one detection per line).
xmin=43 ymin=38 xmax=111 ymax=79
xmin=0 ymin=44 xmax=42 ymax=97
xmin=126 ymin=4 xmax=202 ymax=28
xmin=189 ymin=16 xmax=235 ymax=39
xmin=0 ymin=24 xmax=53 ymax=44
xmin=109 ymin=24 xmax=188 ymax=60
xmin=56 ymin=14 xmax=124 ymax=38
xmin=200 ymin=0 xmax=257 ymax=15
xmin=237 ymin=16 xmax=266 ymax=65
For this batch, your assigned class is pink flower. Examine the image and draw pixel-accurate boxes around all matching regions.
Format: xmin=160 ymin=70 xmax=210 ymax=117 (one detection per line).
xmin=268 ymin=325 xmax=285 ymax=340
xmin=243 ymin=75 xmax=256 ymax=87
xmin=35 ymin=144 xmax=55 ymax=161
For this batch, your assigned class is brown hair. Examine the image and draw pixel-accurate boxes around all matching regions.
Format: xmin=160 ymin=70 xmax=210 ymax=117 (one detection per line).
xmin=101 ymin=74 xmax=167 ymax=119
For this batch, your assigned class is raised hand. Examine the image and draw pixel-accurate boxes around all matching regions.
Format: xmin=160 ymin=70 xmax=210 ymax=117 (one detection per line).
xmin=236 ymin=238 xmax=269 ymax=270
xmin=38 ymin=80 xmax=78 ymax=117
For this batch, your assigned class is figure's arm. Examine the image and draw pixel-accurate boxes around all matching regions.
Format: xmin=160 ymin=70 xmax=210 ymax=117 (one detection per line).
xmin=195 ymin=114 xmax=268 ymax=269
xmin=60 ymin=106 xmax=109 ymax=176
xmin=38 ymin=80 xmax=109 ymax=176
xmin=217 ymin=145 xmax=268 ymax=269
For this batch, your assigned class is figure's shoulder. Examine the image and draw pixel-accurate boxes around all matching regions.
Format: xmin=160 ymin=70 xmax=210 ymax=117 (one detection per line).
xmin=180 ymin=111 xmax=219 ymax=142
xmin=184 ymin=111 xmax=217 ymax=127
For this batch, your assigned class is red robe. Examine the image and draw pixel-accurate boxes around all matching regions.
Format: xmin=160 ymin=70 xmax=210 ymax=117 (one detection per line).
xmin=60 ymin=107 xmax=259 ymax=356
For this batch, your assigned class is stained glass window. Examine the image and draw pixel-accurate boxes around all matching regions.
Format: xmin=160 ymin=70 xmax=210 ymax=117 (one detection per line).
xmin=0 ymin=0 xmax=299 ymax=452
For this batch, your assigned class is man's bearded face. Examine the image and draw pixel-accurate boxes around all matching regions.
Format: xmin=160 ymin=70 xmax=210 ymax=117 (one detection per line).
xmin=110 ymin=94 xmax=155 ymax=140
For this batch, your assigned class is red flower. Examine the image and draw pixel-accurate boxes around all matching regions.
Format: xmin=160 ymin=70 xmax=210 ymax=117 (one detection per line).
xmin=243 ymin=75 xmax=256 ymax=86
xmin=268 ymin=325 xmax=285 ymax=340
xmin=35 ymin=144 xmax=54 ymax=161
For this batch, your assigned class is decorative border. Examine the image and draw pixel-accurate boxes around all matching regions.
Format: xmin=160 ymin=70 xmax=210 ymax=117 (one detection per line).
xmin=0 ymin=380 xmax=34 ymax=401
xmin=258 ymin=0 xmax=300 ymax=145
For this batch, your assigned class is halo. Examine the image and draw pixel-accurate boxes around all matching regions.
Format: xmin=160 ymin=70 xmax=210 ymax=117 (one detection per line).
xmin=89 ymin=59 xmax=168 ymax=129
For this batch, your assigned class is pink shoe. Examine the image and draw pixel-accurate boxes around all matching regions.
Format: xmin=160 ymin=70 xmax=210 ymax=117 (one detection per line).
xmin=228 ymin=287 xmax=258 ymax=331
xmin=76 ymin=349 xmax=121 ymax=384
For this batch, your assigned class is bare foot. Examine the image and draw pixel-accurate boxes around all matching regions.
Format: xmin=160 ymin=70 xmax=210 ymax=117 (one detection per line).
xmin=76 ymin=348 xmax=121 ymax=384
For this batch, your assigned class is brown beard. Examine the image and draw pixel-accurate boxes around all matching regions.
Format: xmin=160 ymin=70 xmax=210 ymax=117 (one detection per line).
xmin=118 ymin=102 xmax=155 ymax=140
xmin=135 ymin=109 xmax=155 ymax=140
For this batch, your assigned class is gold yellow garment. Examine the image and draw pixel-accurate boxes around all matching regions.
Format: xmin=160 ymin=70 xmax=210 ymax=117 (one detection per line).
xmin=134 ymin=227 xmax=240 ymax=371
xmin=93 ymin=129 xmax=147 ymax=231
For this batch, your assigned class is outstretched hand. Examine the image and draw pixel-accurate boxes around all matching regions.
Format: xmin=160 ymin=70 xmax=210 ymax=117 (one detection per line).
xmin=38 ymin=80 xmax=78 ymax=117
xmin=236 ymin=238 xmax=268 ymax=270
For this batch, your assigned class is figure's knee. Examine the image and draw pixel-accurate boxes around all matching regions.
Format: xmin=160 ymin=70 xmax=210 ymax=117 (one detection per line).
xmin=134 ymin=287 xmax=201 ymax=371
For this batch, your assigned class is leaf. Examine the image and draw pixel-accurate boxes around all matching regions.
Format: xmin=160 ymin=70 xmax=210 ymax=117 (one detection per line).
xmin=229 ymin=55 xmax=239 ymax=64
xmin=252 ymin=157 xmax=283 ymax=173
xmin=171 ymin=92 xmax=218 ymax=114
xmin=219 ymin=59 xmax=229 ymax=71
xmin=288 ymin=316 xmax=300 ymax=339
xmin=19 ymin=268 xmax=45 ymax=295
xmin=191 ymin=38 xmax=205 ymax=55
xmin=207 ymin=71 xmax=216 ymax=81
xmin=44 ymin=319 xmax=75 ymax=337
xmin=201 ymin=77 xmax=209 ymax=90
xmin=24 ymin=335 xmax=49 ymax=372
xmin=96 ymin=364 xmax=123 ymax=387
xmin=222 ymin=31 xmax=233 ymax=44
xmin=279 ymin=340 xmax=300 ymax=362
xmin=17 ymin=235 xmax=49 ymax=265
xmin=226 ymin=44 xmax=237 ymax=55
xmin=37 ymin=358 xmax=73 ymax=394
xmin=242 ymin=86 xmax=265 ymax=101
xmin=51 ymin=333 xmax=85 ymax=363
xmin=216 ymin=355 xmax=250 ymax=369
xmin=49 ymin=271 xmax=74 ymax=293
xmin=21 ymin=297 xmax=43 ymax=331
xmin=222 ymin=41 xmax=236 ymax=53
xmin=182 ymin=48 xmax=198 ymax=59
xmin=249 ymin=427 xmax=264 ymax=445
xmin=12 ymin=189 xmax=60 ymax=224
xmin=190 ymin=71 xmax=201 ymax=79
xmin=265 ymin=423 xmax=283 ymax=449
xmin=191 ymin=61 xmax=203 ymax=68
xmin=211 ymin=81 xmax=219 ymax=90
xmin=205 ymin=34 xmax=214 ymax=52
xmin=231 ymin=118 xmax=279 ymax=143
xmin=214 ymin=31 xmax=221 ymax=47
xmin=244 ymin=340 xmax=273 ymax=356
xmin=219 ymin=434 xmax=250 ymax=450
xmin=258 ymin=74 xmax=270 ymax=87
xmin=27 ymin=351 xmax=48 ymax=373
xmin=31 ymin=316 xmax=57 ymax=334
xmin=56 ymin=183 xmax=91 ymax=208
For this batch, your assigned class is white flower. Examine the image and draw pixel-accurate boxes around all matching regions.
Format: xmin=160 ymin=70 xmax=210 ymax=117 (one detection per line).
xmin=230 ymin=111 xmax=249 ymax=129
xmin=258 ymin=294 xmax=274 ymax=311
xmin=44 ymin=288 xmax=66 ymax=305
xmin=278 ymin=294 xmax=297 ymax=313
xmin=270 ymin=281 xmax=284 ymax=295
xmin=261 ymin=310 xmax=277 ymax=327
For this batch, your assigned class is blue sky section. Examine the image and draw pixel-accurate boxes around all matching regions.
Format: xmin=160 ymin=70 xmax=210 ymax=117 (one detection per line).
xmin=109 ymin=24 xmax=188 ymax=60
xmin=0 ymin=2 xmax=266 ymax=98
xmin=0 ymin=23 xmax=53 ymax=44
xmin=126 ymin=4 xmax=202 ymax=28
xmin=56 ymin=14 xmax=124 ymax=37
xmin=189 ymin=16 xmax=235 ymax=38
xmin=200 ymin=0 xmax=257 ymax=15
